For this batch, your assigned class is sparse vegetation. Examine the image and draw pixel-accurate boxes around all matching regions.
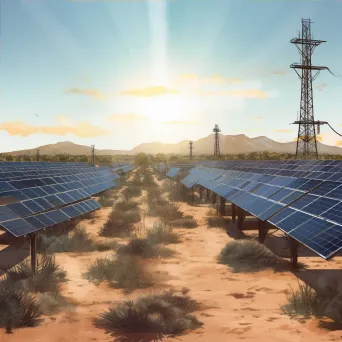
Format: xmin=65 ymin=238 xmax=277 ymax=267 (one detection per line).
xmin=96 ymin=288 xmax=203 ymax=337
xmin=114 ymin=198 xmax=139 ymax=212
xmin=218 ymin=239 xmax=294 ymax=272
xmin=206 ymin=215 xmax=227 ymax=228
xmin=38 ymin=227 xmax=97 ymax=253
xmin=116 ymin=237 xmax=174 ymax=258
xmin=0 ymin=254 xmax=68 ymax=330
xmin=146 ymin=222 xmax=181 ymax=245
xmin=171 ymin=217 xmax=199 ymax=229
xmin=83 ymin=254 xmax=154 ymax=292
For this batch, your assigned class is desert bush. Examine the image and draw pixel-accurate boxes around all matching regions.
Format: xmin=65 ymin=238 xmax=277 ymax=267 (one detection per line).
xmin=96 ymin=288 xmax=202 ymax=336
xmin=38 ymin=227 xmax=96 ymax=253
xmin=168 ymin=183 xmax=193 ymax=203
xmin=114 ymin=199 xmax=139 ymax=212
xmin=172 ymin=218 xmax=198 ymax=229
xmin=117 ymin=238 xmax=174 ymax=258
xmin=84 ymin=254 xmax=154 ymax=292
xmin=206 ymin=216 xmax=227 ymax=228
xmin=1 ymin=254 xmax=67 ymax=294
xmin=158 ymin=203 xmax=184 ymax=222
xmin=205 ymin=208 xmax=217 ymax=217
xmin=123 ymin=186 xmax=142 ymax=199
xmin=146 ymin=222 xmax=181 ymax=245
xmin=218 ymin=240 xmax=292 ymax=272
xmin=0 ymin=288 xmax=41 ymax=329
xmin=130 ymin=173 xmax=143 ymax=186
xmin=99 ymin=208 xmax=138 ymax=237
xmin=98 ymin=196 xmax=115 ymax=207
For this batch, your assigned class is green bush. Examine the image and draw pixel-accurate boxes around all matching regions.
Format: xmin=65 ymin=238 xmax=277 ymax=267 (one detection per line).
xmin=218 ymin=240 xmax=293 ymax=272
xmin=117 ymin=238 xmax=174 ymax=258
xmin=38 ymin=227 xmax=96 ymax=253
xmin=96 ymin=289 xmax=202 ymax=337
xmin=98 ymin=209 xmax=136 ymax=237
xmin=83 ymin=254 xmax=154 ymax=293
xmin=146 ymin=222 xmax=181 ymax=245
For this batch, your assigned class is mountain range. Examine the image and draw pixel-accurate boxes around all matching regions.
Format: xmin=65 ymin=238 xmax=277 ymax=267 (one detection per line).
xmin=4 ymin=134 xmax=342 ymax=156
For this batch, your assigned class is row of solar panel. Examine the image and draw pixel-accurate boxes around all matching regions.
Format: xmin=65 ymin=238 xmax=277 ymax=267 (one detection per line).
xmin=0 ymin=168 xmax=114 ymax=182
xmin=180 ymin=166 xmax=342 ymax=259
xmin=167 ymin=168 xmax=182 ymax=178
xmin=0 ymin=162 xmax=89 ymax=172
xmin=1 ymin=198 xmax=101 ymax=237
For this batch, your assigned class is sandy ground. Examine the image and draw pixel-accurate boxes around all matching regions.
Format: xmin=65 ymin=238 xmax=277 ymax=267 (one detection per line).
xmin=1 ymin=177 xmax=342 ymax=341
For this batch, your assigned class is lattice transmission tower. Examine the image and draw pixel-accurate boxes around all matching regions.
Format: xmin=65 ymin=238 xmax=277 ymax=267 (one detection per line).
xmin=213 ymin=124 xmax=221 ymax=157
xmin=189 ymin=141 xmax=193 ymax=160
xmin=36 ymin=149 xmax=40 ymax=162
xmin=91 ymin=145 xmax=95 ymax=165
xmin=291 ymin=18 xmax=328 ymax=159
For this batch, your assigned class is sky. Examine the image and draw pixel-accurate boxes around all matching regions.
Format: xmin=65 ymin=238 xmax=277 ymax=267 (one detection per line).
xmin=1 ymin=0 xmax=342 ymax=152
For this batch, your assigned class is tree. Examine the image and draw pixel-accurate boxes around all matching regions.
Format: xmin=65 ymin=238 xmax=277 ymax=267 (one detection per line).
xmin=135 ymin=153 xmax=149 ymax=166
xmin=5 ymin=155 xmax=13 ymax=161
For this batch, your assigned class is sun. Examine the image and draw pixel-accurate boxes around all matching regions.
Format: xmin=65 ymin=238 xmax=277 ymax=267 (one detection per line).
xmin=138 ymin=94 xmax=194 ymax=122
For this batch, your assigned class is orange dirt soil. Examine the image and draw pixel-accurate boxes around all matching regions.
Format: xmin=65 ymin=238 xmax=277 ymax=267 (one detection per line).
xmin=1 ymin=185 xmax=342 ymax=341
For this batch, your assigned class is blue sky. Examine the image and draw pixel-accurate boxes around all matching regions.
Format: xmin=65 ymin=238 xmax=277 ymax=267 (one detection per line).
xmin=1 ymin=0 xmax=342 ymax=152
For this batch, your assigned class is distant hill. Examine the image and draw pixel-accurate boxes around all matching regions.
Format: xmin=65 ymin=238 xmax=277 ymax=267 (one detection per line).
xmin=7 ymin=141 xmax=126 ymax=156
xmin=4 ymin=135 xmax=342 ymax=156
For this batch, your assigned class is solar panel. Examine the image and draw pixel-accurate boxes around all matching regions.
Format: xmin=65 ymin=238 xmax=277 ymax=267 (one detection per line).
xmin=7 ymin=202 xmax=34 ymax=218
xmin=1 ymin=218 xmax=36 ymax=237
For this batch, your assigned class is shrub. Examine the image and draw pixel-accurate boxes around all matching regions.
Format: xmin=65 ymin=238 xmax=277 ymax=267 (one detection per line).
xmin=83 ymin=254 xmax=154 ymax=292
xmin=114 ymin=199 xmax=139 ymax=212
xmin=0 ymin=289 xmax=41 ymax=329
xmin=146 ymin=222 xmax=181 ymax=245
xmin=117 ymin=238 xmax=174 ymax=258
xmin=158 ymin=203 xmax=184 ymax=222
xmin=38 ymin=227 xmax=96 ymax=253
xmin=206 ymin=216 xmax=227 ymax=228
xmin=96 ymin=289 xmax=202 ymax=337
xmin=1 ymin=254 xmax=67 ymax=293
xmin=123 ymin=186 xmax=142 ymax=199
xmin=99 ymin=210 xmax=136 ymax=237
xmin=218 ymin=240 xmax=292 ymax=272
xmin=172 ymin=218 xmax=198 ymax=229
xmin=122 ymin=209 xmax=141 ymax=224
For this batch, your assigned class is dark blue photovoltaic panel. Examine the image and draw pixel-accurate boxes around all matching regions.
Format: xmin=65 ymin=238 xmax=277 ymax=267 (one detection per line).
xmin=274 ymin=211 xmax=314 ymax=233
xmin=286 ymin=179 xmax=310 ymax=190
xmin=20 ymin=188 xmax=40 ymax=199
xmin=289 ymin=218 xmax=333 ymax=239
xmin=44 ymin=210 xmax=70 ymax=224
xmin=297 ymin=179 xmax=322 ymax=191
xmin=0 ymin=190 xmax=28 ymax=201
xmin=40 ymin=185 xmax=57 ymax=195
xmin=33 ymin=198 xmax=54 ymax=211
xmin=44 ymin=194 xmax=65 ymax=207
xmin=34 ymin=213 xmax=55 ymax=227
xmin=289 ymin=194 xmax=319 ymax=210
xmin=61 ymin=205 xmax=82 ymax=218
xmin=55 ymin=192 xmax=74 ymax=204
xmin=247 ymin=198 xmax=276 ymax=217
xmin=25 ymin=216 xmax=46 ymax=230
xmin=280 ymin=191 xmax=305 ymax=205
xmin=21 ymin=200 xmax=45 ymax=214
xmin=258 ymin=202 xmax=285 ymax=221
xmin=302 ymin=197 xmax=340 ymax=216
xmin=310 ymin=181 xmax=341 ymax=196
xmin=0 ymin=182 xmax=16 ymax=193
xmin=66 ymin=190 xmax=84 ymax=201
xmin=324 ymin=185 xmax=342 ymax=201
xmin=7 ymin=202 xmax=33 ymax=218
xmin=268 ymin=207 xmax=296 ymax=225
xmin=31 ymin=187 xmax=48 ymax=197
xmin=321 ymin=202 xmax=342 ymax=225
xmin=269 ymin=188 xmax=293 ymax=202
xmin=0 ymin=206 xmax=20 ymax=223
xmin=0 ymin=218 xmax=36 ymax=237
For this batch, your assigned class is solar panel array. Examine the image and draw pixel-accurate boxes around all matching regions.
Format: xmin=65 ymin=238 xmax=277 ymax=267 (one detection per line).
xmin=0 ymin=162 xmax=119 ymax=237
xmin=167 ymin=167 xmax=182 ymax=178
xmin=177 ymin=160 xmax=342 ymax=260
xmin=112 ymin=164 xmax=134 ymax=174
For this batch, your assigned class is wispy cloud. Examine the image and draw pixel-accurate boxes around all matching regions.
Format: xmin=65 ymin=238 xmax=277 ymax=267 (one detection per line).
xmin=315 ymin=83 xmax=328 ymax=91
xmin=162 ymin=120 xmax=200 ymax=125
xmin=252 ymin=116 xmax=264 ymax=120
xmin=65 ymin=88 xmax=107 ymax=100
xmin=0 ymin=121 xmax=110 ymax=137
xmin=177 ymin=74 xmax=242 ymax=85
xmin=336 ymin=141 xmax=342 ymax=147
xmin=120 ymin=86 xmax=179 ymax=97
xmin=199 ymin=89 xmax=268 ymax=99
xmin=107 ymin=113 xmax=149 ymax=122
xmin=274 ymin=129 xmax=293 ymax=133
xmin=76 ymin=76 xmax=91 ymax=83
xmin=271 ymin=69 xmax=286 ymax=75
